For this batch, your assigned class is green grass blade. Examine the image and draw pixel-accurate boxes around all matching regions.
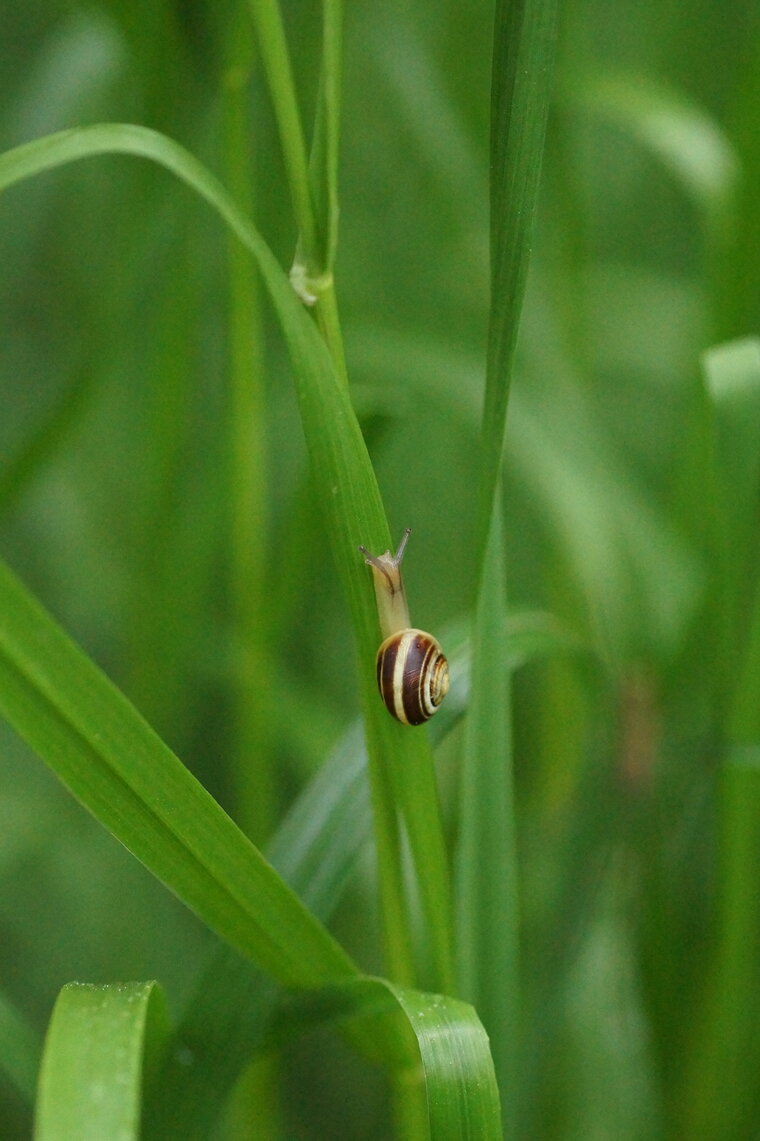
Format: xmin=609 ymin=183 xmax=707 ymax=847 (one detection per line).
xmin=303 ymin=0 xmax=342 ymax=276
xmin=244 ymin=0 xmax=317 ymax=265
xmin=451 ymin=2 xmax=559 ymax=1127
xmin=0 ymin=124 xmax=451 ymax=995
xmin=34 ymin=981 xmax=168 ymax=1141
xmin=391 ymin=984 xmax=501 ymax=1140
xmin=0 ymin=556 xmax=355 ymax=987
xmin=679 ymin=340 xmax=760 ymax=1139
xmin=220 ymin=23 xmax=274 ymax=847
xmin=479 ymin=0 xmax=558 ymax=550
xmin=457 ymin=2 xmax=558 ymax=1131
xmin=702 ymin=337 xmax=760 ymax=714
xmin=0 ymin=993 xmax=41 ymax=1103
xmin=455 ymin=504 xmax=518 ymax=1126
xmin=266 ymin=978 xmax=502 ymax=1140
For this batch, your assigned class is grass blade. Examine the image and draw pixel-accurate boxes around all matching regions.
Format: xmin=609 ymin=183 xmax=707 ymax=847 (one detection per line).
xmin=680 ymin=339 xmax=760 ymax=1140
xmin=35 ymin=981 xmax=168 ymax=1141
xmin=266 ymin=978 xmax=502 ymax=1140
xmin=0 ymin=556 xmax=355 ymax=987
xmin=458 ymin=2 xmax=558 ymax=1132
xmin=244 ymin=0 xmax=316 ymax=266
xmin=455 ymin=504 xmax=518 ymax=1124
xmin=479 ymin=0 xmax=558 ymax=550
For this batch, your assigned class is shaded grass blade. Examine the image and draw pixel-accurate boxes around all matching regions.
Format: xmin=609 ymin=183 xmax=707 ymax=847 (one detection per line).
xmin=219 ymin=21 xmax=275 ymax=846
xmin=0 ymin=993 xmax=41 ymax=1103
xmin=35 ymin=981 xmax=168 ymax=1141
xmin=305 ymin=0 xmax=343 ymax=276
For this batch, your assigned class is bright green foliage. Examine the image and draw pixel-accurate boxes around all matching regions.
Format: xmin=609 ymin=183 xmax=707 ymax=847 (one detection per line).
xmin=35 ymin=981 xmax=168 ymax=1141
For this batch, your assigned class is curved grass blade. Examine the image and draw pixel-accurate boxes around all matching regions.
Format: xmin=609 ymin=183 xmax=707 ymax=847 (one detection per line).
xmin=263 ymin=977 xmax=502 ymax=1140
xmin=0 ymin=123 xmax=453 ymax=997
xmin=34 ymin=981 xmax=168 ymax=1141
xmin=0 ymin=557 xmax=356 ymax=988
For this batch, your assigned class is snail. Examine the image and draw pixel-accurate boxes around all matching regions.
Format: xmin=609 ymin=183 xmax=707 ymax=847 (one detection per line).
xmin=359 ymin=528 xmax=449 ymax=725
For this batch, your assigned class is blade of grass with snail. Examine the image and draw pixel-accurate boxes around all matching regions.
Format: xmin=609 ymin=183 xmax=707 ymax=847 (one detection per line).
xmin=0 ymin=486 xmax=484 ymax=1139
xmin=243 ymin=0 xmax=452 ymax=998
xmin=0 ymin=124 xmax=452 ymax=993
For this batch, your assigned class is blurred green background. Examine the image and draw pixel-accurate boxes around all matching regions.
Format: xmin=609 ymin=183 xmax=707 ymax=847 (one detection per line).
xmin=1 ymin=0 xmax=760 ymax=1138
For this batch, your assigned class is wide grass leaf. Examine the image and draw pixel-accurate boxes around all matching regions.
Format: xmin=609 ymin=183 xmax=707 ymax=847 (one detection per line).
xmin=35 ymin=981 xmax=168 ymax=1141
xmin=0 ymin=557 xmax=356 ymax=987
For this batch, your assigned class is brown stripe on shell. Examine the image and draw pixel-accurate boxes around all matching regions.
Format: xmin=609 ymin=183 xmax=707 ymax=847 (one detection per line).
xmin=401 ymin=632 xmax=434 ymax=725
xmin=377 ymin=634 xmax=401 ymax=719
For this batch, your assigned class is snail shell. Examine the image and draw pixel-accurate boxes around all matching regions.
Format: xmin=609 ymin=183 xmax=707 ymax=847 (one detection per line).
xmin=376 ymin=629 xmax=450 ymax=726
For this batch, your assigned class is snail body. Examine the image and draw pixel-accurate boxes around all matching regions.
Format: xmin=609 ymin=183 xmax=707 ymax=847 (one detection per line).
xmin=359 ymin=529 xmax=449 ymax=726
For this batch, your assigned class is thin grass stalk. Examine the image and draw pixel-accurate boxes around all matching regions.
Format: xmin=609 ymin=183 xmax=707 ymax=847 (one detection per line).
xmin=478 ymin=0 xmax=559 ymax=563
xmin=459 ymin=2 xmax=558 ymax=1134
xmin=456 ymin=500 xmax=518 ymax=1126
xmin=246 ymin=0 xmax=347 ymax=380
xmin=221 ymin=28 xmax=284 ymax=1141
xmin=221 ymin=22 xmax=276 ymax=850
xmin=245 ymin=0 xmax=316 ymax=257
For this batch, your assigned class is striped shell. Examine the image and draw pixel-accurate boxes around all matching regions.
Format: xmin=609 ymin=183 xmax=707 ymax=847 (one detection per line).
xmin=375 ymin=629 xmax=450 ymax=726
